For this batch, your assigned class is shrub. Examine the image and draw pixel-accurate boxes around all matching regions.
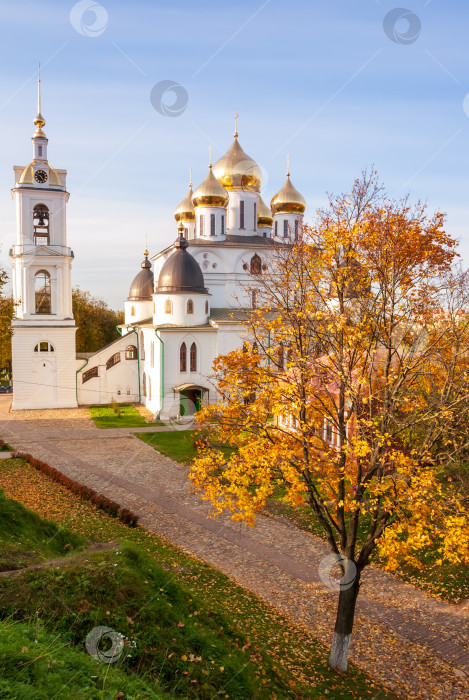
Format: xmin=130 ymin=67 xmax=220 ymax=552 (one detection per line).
xmin=13 ymin=453 xmax=139 ymax=527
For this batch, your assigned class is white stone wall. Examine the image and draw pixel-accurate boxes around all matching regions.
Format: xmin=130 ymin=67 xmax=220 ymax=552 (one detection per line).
xmin=12 ymin=325 xmax=77 ymax=409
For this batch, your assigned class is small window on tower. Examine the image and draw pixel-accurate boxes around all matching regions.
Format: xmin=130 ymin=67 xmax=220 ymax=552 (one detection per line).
xmin=38 ymin=146 xmax=43 ymax=157
xmin=283 ymin=220 xmax=288 ymax=238
xmin=221 ymin=215 xmax=225 ymax=236
xmin=295 ymin=220 xmax=299 ymax=240
xmin=187 ymin=299 xmax=194 ymax=314
xmin=165 ymin=299 xmax=172 ymax=314
xmin=199 ymin=214 xmax=204 ymax=236
xmin=254 ymin=202 xmax=257 ymax=230
xmin=274 ymin=221 xmax=278 ymax=237
xmin=131 ymin=306 xmax=135 ymax=316
xmin=210 ymin=214 xmax=215 ymax=236
xmin=205 ymin=300 xmax=209 ymax=314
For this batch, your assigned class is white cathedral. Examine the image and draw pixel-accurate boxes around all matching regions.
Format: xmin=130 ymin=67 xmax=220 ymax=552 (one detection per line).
xmin=10 ymin=87 xmax=306 ymax=416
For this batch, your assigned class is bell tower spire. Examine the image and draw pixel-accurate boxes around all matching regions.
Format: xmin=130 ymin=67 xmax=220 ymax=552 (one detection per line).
xmin=33 ymin=64 xmax=48 ymax=161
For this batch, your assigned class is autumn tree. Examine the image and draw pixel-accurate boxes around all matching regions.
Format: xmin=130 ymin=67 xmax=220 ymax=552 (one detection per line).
xmin=0 ymin=265 xmax=15 ymax=372
xmin=73 ymin=287 xmax=124 ymax=353
xmin=189 ymin=172 xmax=469 ymax=672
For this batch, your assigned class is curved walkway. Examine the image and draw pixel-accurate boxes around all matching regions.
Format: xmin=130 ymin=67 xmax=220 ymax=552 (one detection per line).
xmin=0 ymin=400 xmax=467 ymax=699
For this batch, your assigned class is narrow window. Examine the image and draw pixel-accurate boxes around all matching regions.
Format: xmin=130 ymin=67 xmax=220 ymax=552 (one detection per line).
xmin=165 ymin=299 xmax=171 ymax=314
xmin=142 ymin=372 xmax=147 ymax=397
xmin=180 ymin=342 xmax=187 ymax=372
xmin=187 ymin=299 xmax=194 ymax=314
xmin=33 ymin=205 xmax=49 ymax=245
xmin=263 ymin=231 xmax=266 ymax=238
xmin=38 ymin=145 xmax=43 ymax=157
xmin=274 ymin=220 xmax=278 ymax=237
xmin=326 ymin=420 xmax=333 ymax=443
xmin=254 ymin=202 xmax=257 ymax=230
xmin=140 ymin=331 xmax=145 ymax=360
xmin=283 ymin=220 xmax=288 ymax=238
xmin=251 ymin=290 xmax=257 ymax=308
xmin=148 ymin=376 xmax=151 ymax=400
xmin=199 ymin=214 xmax=204 ymax=236
xmin=205 ymin=300 xmax=209 ymax=314
xmin=240 ymin=201 xmax=245 ymax=229
xmin=131 ymin=306 xmax=135 ymax=316
xmin=190 ymin=342 xmax=197 ymax=372
xmin=210 ymin=214 xmax=215 ymax=236
xmin=221 ymin=215 xmax=225 ymax=235
xmin=295 ymin=220 xmax=299 ymax=240
xmin=35 ymin=270 xmax=51 ymax=314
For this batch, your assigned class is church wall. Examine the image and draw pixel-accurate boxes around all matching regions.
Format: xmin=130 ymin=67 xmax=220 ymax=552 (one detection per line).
xmin=77 ymin=334 xmax=139 ymax=405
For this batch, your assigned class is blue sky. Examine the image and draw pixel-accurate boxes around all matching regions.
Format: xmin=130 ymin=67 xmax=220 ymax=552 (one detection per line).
xmin=1 ymin=0 xmax=468 ymax=308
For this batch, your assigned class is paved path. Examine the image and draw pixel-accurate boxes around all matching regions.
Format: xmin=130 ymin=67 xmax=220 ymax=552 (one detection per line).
xmin=0 ymin=399 xmax=467 ymax=699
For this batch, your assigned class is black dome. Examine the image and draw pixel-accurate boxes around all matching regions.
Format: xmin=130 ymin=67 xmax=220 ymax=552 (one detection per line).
xmin=157 ymin=235 xmax=207 ymax=294
xmin=128 ymin=255 xmax=154 ymax=300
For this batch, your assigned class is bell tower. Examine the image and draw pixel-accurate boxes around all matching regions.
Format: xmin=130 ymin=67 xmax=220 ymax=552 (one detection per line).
xmin=10 ymin=72 xmax=77 ymax=409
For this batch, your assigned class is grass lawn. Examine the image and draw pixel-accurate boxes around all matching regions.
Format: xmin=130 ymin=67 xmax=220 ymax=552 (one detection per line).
xmin=89 ymin=403 xmax=164 ymax=429
xmin=136 ymin=430 xmax=198 ymax=464
xmin=0 ymin=457 xmax=399 ymax=699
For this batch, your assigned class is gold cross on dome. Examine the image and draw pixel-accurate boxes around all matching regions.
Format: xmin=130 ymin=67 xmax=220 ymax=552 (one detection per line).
xmin=209 ymin=145 xmax=212 ymax=167
xmin=234 ymin=112 xmax=238 ymax=137
xmin=286 ymin=154 xmax=291 ymax=177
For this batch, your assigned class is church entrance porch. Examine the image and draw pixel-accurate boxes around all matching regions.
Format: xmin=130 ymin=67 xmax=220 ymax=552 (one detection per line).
xmin=179 ymin=388 xmax=201 ymax=416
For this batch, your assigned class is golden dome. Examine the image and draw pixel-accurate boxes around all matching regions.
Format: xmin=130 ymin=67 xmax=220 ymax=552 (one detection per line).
xmin=271 ymin=175 xmax=306 ymax=215
xmin=212 ymin=137 xmax=262 ymax=192
xmin=174 ymin=185 xmax=195 ymax=221
xmin=193 ymin=167 xmax=228 ymax=208
xmin=18 ymin=163 xmax=63 ymax=187
xmin=257 ymin=195 xmax=273 ymax=227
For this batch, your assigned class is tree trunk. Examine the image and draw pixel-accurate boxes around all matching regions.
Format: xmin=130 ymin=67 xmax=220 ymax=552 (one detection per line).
xmin=328 ymin=567 xmax=361 ymax=672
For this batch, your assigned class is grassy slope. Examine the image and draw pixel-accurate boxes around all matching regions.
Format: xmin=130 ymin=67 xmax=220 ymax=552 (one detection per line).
xmin=0 ymin=459 xmax=399 ymax=699
xmin=0 ymin=618 xmax=164 ymax=700
xmin=89 ymin=404 xmax=163 ymax=429
xmin=0 ymin=490 xmax=86 ymax=572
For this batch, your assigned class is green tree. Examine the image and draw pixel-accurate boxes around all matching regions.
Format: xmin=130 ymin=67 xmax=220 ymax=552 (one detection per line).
xmin=0 ymin=267 xmax=15 ymax=373
xmin=72 ymin=287 xmax=124 ymax=353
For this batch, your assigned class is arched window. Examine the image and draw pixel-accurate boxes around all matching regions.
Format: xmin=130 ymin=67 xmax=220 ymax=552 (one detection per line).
xmin=187 ymin=299 xmax=194 ymax=314
xmin=250 ymin=253 xmax=262 ymax=274
xmin=190 ymin=342 xmax=197 ymax=372
xmin=35 ymin=270 xmax=51 ymax=314
xmin=165 ymin=299 xmax=172 ymax=314
xmin=130 ymin=306 xmax=135 ymax=316
xmin=125 ymin=345 xmax=137 ymax=360
xmin=205 ymin=300 xmax=209 ymax=314
xmin=180 ymin=342 xmax=187 ymax=372
xmin=33 ymin=204 xmax=49 ymax=245
xmin=142 ymin=371 xmax=147 ymax=397
xmin=140 ymin=331 xmax=145 ymax=359
xmin=106 ymin=353 xmax=121 ymax=370
xmin=34 ymin=341 xmax=54 ymax=352
xmin=82 ymin=366 xmax=98 ymax=383
xmin=277 ymin=343 xmax=284 ymax=370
